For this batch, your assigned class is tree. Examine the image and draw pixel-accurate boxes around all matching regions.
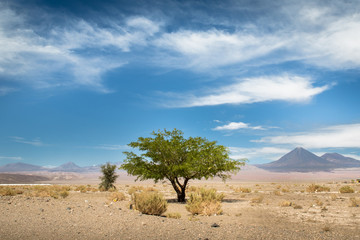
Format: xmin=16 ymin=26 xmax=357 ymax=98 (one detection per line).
xmin=121 ymin=129 xmax=245 ymax=202
xmin=99 ymin=162 xmax=118 ymax=191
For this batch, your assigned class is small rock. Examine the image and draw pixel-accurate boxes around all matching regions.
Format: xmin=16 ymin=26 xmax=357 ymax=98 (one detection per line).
xmin=40 ymin=208 xmax=44 ymax=212
xmin=66 ymin=207 xmax=72 ymax=211
xmin=211 ymin=223 xmax=220 ymax=228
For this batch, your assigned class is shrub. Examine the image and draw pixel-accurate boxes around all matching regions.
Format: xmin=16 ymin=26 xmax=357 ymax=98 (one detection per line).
xmin=132 ymin=191 xmax=167 ymax=216
xmin=109 ymin=192 xmax=126 ymax=202
xmin=128 ymin=186 xmax=144 ymax=195
xmin=280 ymin=201 xmax=292 ymax=207
xmin=186 ymin=188 xmax=223 ymax=216
xmin=251 ymin=195 xmax=264 ymax=203
xmin=339 ymin=186 xmax=354 ymax=193
xmin=293 ymin=204 xmax=303 ymax=209
xmin=99 ymin=163 xmax=118 ymax=191
xmin=273 ymin=190 xmax=282 ymax=196
xmin=306 ymin=184 xmax=330 ymax=193
xmin=75 ymin=185 xmax=88 ymax=193
xmin=0 ymin=187 xmax=22 ymax=196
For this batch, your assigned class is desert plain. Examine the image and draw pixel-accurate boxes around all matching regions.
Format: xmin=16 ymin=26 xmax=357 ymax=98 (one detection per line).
xmin=1 ymin=169 xmax=360 ymax=240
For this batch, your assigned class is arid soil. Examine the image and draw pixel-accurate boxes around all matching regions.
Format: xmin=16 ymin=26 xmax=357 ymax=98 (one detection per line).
xmin=1 ymin=181 xmax=360 ymax=240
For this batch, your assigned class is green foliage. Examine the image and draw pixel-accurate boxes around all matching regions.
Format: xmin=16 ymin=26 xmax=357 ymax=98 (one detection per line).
xmin=132 ymin=191 xmax=167 ymax=216
xmin=99 ymin=163 xmax=118 ymax=191
xmin=121 ymin=129 xmax=245 ymax=202
xmin=185 ymin=188 xmax=224 ymax=216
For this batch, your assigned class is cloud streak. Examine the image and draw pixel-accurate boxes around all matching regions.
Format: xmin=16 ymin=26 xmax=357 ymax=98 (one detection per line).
xmin=162 ymin=75 xmax=329 ymax=107
xmin=213 ymin=122 xmax=265 ymax=131
xmin=10 ymin=137 xmax=44 ymax=147
xmin=254 ymin=123 xmax=360 ymax=148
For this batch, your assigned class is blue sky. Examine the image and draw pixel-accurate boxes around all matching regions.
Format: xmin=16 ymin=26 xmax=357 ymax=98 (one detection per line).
xmin=1 ymin=0 xmax=360 ymax=167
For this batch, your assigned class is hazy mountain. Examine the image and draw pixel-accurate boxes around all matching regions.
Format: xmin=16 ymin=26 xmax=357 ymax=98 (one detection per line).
xmin=0 ymin=162 xmax=45 ymax=172
xmin=50 ymin=162 xmax=85 ymax=172
xmin=257 ymin=147 xmax=333 ymax=172
xmin=321 ymin=153 xmax=360 ymax=168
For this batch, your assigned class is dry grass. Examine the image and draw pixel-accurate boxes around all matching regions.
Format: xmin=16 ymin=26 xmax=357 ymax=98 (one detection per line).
xmin=0 ymin=186 xmax=23 ymax=196
xmin=234 ymin=187 xmax=251 ymax=193
xmin=280 ymin=201 xmax=293 ymax=207
xmin=349 ymin=198 xmax=359 ymax=207
xmin=339 ymin=186 xmax=354 ymax=193
xmin=109 ymin=192 xmax=126 ymax=202
xmin=166 ymin=212 xmax=181 ymax=219
xmin=250 ymin=195 xmax=264 ymax=204
xmin=128 ymin=186 xmax=144 ymax=195
xmin=132 ymin=191 xmax=167 ymax=216
xmin=186 ymin=188 xmax=224 ymax=216
xmin=306 ymin=184 xmax=330 ymax=193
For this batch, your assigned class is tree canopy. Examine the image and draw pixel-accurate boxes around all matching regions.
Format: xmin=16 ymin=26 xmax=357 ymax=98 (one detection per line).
xmin=121 ymin=129 xmax=245 ymax=202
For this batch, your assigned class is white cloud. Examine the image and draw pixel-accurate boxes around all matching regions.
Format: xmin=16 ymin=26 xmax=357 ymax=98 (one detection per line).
xmin=229 ymin=146 xmax=290 ymax=162
xmin=155 ymin=29 xmax=285 ymax=70
xmin=164 ymin=75 xmax=329 ymax=107
xmin=255 ymin=123 xmax=360 ymax=148
xmin=0 ymin=156 xmax=23 ymax=161
xmin=0 ymin=87 xmax=17 ymax=96
xmin=0 ymin=5 xmax=160 ymax=92
xmin=10 ymin=136 xmax=44 ymax=146
xmin=94 ymin=144 xmax=130 ymax=150
xmin=213 ymin=122 xmax=265 ymax=131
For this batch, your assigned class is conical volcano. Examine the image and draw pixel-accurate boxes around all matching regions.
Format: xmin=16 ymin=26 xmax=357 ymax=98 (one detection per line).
xmin=258 ymin=147 xmax=333 ymax=172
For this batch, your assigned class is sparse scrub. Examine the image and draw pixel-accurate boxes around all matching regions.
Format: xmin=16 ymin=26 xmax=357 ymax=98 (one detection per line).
xmin=109 ymin=192 xmax=126 ymax=202
xmin=349 ymin=198 xmax=359 ymax=207
xmin=330 ymin=194 xmax=338 ymax=201
xmin=306 ymin=184 xmax=330 ymax=193
xmin=25 ymin=185 xmax=69 ymax=199
xmin=339 ymin=186 xmax=354 ymax=193
xmin=234 ymin=187 xmax=251 ymax=193
xmin=75 ymin=185 xmax=88 ymax=193
xmin=273 ymin=190 xmax=282 ymax=196
xmin=0 ymin=186 xmax=23 ymax=196
xmin=293 ymin=204 xmax=303 ymax=209
xmin=166 ymin=212 xmax=181 ymax=219
xmin=281 ymin=188 xmax=290 ymax=193
xmin=315 ymin=199 xmax=323 ymax=206
xmin=128 ymin=186 xmax=144 ymax=195
xmin=280 ymin=201 xmax=293 ymax=207
xmin=132 ymin=191 xmax=167 ymax=216
xmin=251 ymin=195 xmax=264 ymax=204
xmin=186 ymin=188 xmax=224 ymax=216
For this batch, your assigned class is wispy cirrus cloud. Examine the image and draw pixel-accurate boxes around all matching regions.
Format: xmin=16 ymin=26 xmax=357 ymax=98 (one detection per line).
xmin=161 ymin=75 xmax=329 ymax=107
xmin=0 ymin=156 xmax=23 ymax=161
xmin=93 ymin=144 xmax=130 ymax=151
xmin=213 ymin=122 xmax=265 ymax=131
xmin=254 ymin=123 xmax=360 ymax=148
xmin=10 ymin=136 xmax=44 ymax=146
xmin=0 ymin=4 xmax=161 ymax=93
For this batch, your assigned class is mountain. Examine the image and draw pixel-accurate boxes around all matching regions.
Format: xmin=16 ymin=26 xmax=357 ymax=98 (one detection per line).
xmin=257 ymin=147 xmax=333 ymax=172
xmin=50 ymin=162 xmax=85 ymax=172
xmin=0 ymin=162 xmax=45 ymax=172
xmin=321 ymin=153 xmax=360 ymax=168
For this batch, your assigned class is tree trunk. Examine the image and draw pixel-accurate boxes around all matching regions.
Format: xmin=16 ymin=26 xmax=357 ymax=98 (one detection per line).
xmin=177 ymin=190 xmax=186 ymax=202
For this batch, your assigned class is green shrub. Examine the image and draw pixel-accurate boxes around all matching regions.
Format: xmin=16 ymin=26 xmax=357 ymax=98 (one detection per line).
xmin=339 ymin=186 xmax=354 ymax=193
xmin=133 ymin=191 xmax=167 ymax=216
xmin=186 ymin=188 xmax=224 ymax=216
xmin=99 ymin=163 xmax=118 ymax=191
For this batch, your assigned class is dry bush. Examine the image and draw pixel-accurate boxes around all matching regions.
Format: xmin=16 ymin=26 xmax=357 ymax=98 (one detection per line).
xmin=145 ymin=187 xmax=158 ymax=192
xmin=234 ymin=187 xmax=251 ymax=193
xmin=109 ymin=192 xmax=126 ymax=202
xmin=75 ymin=185 xmax=88 ymax=193
xmin=349 ymin=198 xmax=359 ymax=207
xmin=315 ymin=199 xmax=323 ymax=206
xmin=306 ymin=184 xmax=330 ymax=193
xmin=0 ymin=186 xmax=23 ymax=196
xmin=132 ymin=191 xmax=167 ymax=216
xmin=251 ymin=195 xmax=264 ymax=203
xmin=339 ymin=186 xmax=354 ymax=193
xmin=166 ymin=212 xmax=181 ymax=219
xmin=293 ymin=204 xmax=303 ymax=209
xmin=273 ymin=190 xmax=282 ymax=196
xmin=25 ymin=185 xmax=69 ymax=199
xmin=330 ymin=194 xmax=338 ymax=201
xmin=128 ymin=186 xmax=144 ymax=195
xmin=186 ymin=188 xmax=224 ymax=216
xmin=280 ymin=201 xmax=293 ymax=207
xmin=281 ymin=188 xmax=290 ymax=193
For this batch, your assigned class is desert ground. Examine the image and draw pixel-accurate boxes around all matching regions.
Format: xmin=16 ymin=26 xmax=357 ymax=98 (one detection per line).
xmin=1 ymin=177 xmax=360 ymax=240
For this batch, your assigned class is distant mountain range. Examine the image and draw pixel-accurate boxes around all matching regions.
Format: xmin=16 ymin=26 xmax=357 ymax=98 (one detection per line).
xmin=257 ymin=147 xmax=360 ymax=172
xmin=0 ymin=162 xmax=112 ymax=173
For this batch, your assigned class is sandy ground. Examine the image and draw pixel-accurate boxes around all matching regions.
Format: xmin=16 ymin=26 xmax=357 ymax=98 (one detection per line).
xmin=1 ymin=181 xmax=360 ymax=240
